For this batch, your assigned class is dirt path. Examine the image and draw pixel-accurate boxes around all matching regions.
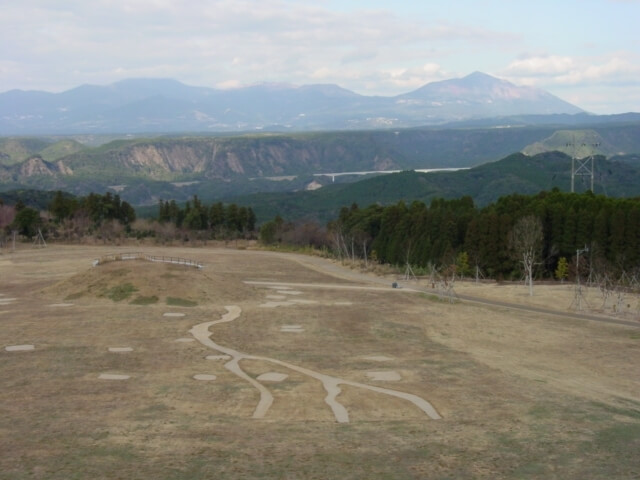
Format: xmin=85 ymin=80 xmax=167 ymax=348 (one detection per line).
xmin=189 ymin=306 xmax=274 ymax=418
xmin=452 ymin=291 xmax=640 ymax=328
xmin=190 ymin=306 xmax=441 ymax=423
xmin=272 ymin=252 xmax=640 ymax=329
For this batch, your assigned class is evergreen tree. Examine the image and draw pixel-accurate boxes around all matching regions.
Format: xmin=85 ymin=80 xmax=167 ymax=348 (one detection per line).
xmin=209 ymin=202 xmax=225 ymax=229
xmin=49 ymin=190 xmax=76 ymax=222
xmin=12 ymin=207 xmax=41 ymax=238
xmin=555 ymin=257 xmax=569 ymax=283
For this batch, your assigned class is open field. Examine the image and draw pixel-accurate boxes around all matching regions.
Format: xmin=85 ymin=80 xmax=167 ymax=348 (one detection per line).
xmin=1 ymin=244 xmax=639 ymax=479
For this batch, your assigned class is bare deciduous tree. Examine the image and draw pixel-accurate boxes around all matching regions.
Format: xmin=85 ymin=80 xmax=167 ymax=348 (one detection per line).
xmin=0 ymin=204 xmax=16 ymax=229
xmin=509 ymin=215 xmax=544 ymax=296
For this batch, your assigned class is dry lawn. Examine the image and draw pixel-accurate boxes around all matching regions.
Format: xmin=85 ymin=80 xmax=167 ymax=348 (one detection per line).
xmin=1 ymin=244 xmax=639 ymax=479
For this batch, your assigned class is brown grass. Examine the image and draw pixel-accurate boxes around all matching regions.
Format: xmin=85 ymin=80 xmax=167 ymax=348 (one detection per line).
xmin=0 ymin=244 xmax=638 ymax=479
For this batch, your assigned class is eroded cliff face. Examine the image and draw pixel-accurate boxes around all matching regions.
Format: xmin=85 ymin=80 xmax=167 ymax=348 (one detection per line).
xmin=114 ymin=144 xmax=210 ymax=174
xmin=0 ymin=155 xmax=66 ymax=182
xmin=18 ymin=157 xmax=56 ymax=176
xmin=8 ymin=137 xmax=399 ymax=183
xmin=55 ymin=160 xmax=73 ymax=175
xmin=100 ymin=139 xmax=397 ymax=179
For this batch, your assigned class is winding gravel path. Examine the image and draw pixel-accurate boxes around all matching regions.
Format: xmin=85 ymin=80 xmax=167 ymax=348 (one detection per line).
xmin=189 ymin=306 xmax=441 ymax=422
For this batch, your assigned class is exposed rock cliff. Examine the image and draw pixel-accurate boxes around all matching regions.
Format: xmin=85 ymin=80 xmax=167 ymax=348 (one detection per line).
xmin=58 ymin=137 xmax=400 ymax=181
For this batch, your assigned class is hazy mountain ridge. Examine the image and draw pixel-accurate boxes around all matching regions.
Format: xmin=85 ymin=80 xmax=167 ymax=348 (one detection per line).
xmin=0 ymin=73 xmax=585 ymax=134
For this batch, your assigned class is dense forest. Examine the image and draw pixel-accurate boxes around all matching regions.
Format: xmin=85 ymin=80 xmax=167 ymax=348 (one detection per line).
xmin=259 ymin=189 xmax=640 ymax=281
xmin=318 ymin=189 xmax=640 ymax=279
xmin=157 ymin=197 xmax=256 ymax=235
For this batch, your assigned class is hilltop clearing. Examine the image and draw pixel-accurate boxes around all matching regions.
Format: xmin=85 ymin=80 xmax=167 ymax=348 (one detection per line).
xmin=1 ymin=245 xmax=638 ymax=479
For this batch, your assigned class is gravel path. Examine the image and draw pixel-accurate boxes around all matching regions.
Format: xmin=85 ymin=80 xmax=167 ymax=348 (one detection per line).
xmin=190 ymin=306 xmax=441 ymax=422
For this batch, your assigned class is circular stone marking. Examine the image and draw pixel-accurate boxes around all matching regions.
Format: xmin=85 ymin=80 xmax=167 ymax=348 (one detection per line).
xmin=49 ymin=303 xmax=73 ymax=307
xmin=99 ymin=373 xmax=130 ymax=380
xmin=163 ymin=312 xmax=185 ymax=317
xmin=5 ymin=344 xmax=35 ymax=352
xmin=260 ymin=301 xmax=293 ymax=308
xmin=108 ymin=347 xmax=133 ymax=352
xmin=363 ymin=355 xmax=394 ymax=362
xmin=257 ymin=372 xmax=289 ymax=382
xmin=366 ymin=371 xmax=402 ymax=381
xmin=193 ymin=374 xmax=217 ymax=381
xmin=206 ymin=354 xmax=231 ymax=361
xmin=175 ymin=338 xmax=195 ymax=343
xmin=281 ymin=325 xmax=305 ymax=333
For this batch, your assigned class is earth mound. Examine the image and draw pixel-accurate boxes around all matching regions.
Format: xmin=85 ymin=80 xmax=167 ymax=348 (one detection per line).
xmin=42 ymin=259 xmax=247 ymax=305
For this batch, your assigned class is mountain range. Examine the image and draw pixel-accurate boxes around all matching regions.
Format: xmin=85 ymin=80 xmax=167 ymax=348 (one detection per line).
xmin=0 ymin=72 xmax=585 ymax=134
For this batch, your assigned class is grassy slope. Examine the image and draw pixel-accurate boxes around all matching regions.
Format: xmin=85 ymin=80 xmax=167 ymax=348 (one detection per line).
xmin=0 ymin=137 xmax=54 ymax=165
xmin=39 ymin=139 xmax=88 ymax=161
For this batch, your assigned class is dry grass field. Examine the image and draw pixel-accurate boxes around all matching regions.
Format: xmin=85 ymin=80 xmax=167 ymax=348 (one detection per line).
xmin=1 ymin=244 xmax=639 ymax=479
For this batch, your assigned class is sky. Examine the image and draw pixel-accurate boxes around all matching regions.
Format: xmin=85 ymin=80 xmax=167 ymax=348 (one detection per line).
xmin=1 ymin=0 xmax=639 ymax=114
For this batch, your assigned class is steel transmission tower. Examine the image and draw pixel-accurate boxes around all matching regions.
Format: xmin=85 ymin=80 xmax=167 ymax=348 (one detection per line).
xmin=567 ymin=140 xmax=601 ymax=193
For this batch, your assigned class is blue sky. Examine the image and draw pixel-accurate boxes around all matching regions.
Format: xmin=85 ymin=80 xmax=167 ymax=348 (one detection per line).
xmin=1 ymin=0 xmax=638 ymax=113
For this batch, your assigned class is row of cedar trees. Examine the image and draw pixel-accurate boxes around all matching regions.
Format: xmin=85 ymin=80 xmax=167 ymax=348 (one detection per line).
xmin=157 ymin=197 xmax=256 ymax=234
xmin=262 ymin=189 xmax=640 ymax=280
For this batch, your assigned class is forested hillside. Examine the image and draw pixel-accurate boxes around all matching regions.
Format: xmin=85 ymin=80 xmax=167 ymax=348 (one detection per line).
xmin=231 ymin=151 xmax=640 ymax=223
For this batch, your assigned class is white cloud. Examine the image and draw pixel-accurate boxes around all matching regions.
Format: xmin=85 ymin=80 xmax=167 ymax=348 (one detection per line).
xmin=502 ymin=54 xmax=640 ymax=86
xmin=376 ymin=63 xmax=450 ymax=91
xmin=499 ymin=53 xmax=640 ymax=113
xmin=503 ymin=55 xmax=576 ymax=76
xmin=0 ymin=0 xmax=518 ymax=94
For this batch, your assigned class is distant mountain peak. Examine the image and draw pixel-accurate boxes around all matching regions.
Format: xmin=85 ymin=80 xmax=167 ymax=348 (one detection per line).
xmin=397 ymin=72 xmax=583 ymax=116
xmin=463 ymin=71 xmax=495 ymax=80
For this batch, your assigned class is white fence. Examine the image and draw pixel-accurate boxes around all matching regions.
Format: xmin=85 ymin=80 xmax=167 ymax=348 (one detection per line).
xmin=93 ymin=252 xmax=203 ymax=269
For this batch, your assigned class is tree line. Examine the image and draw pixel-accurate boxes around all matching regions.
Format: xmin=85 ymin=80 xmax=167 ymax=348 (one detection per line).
xmin=3 ymin=187 xmax=640 ymax=284
xmin=0 ymin=191 xmax=135 ymax=240
xmin=0 ymin=192 xmax=256 ymax=244
xmin=157 ymin=196 xmax=256 ymax=235
xmin=263 ymin=189 xmax=640 ymax=281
